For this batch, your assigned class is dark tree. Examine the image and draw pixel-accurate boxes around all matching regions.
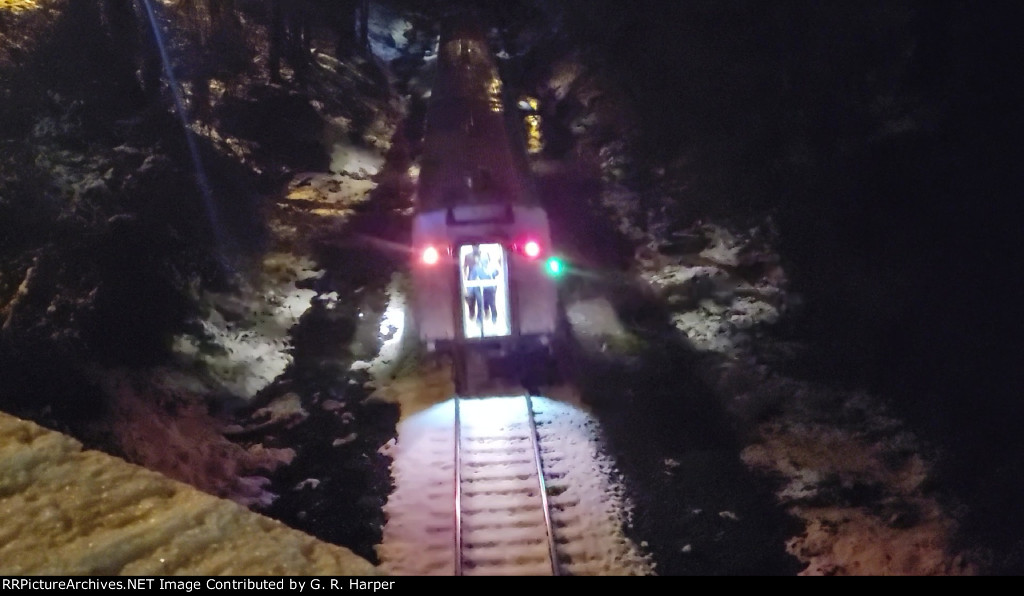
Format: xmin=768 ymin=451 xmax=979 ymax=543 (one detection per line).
xmin=163 ymin=0 xmax=250 ymax=118
xmin=359 ymin=0 xmax=369 ymax=54
xmin=138 ymin=3 xmax=164 ymax=104
xmin=269 ymin=0 xmax=284 ymax=82
xmin=102 ymin=0 xmax=148 ymax=107
xmin=286 ymin=4 xmax=312 ymax=85
xmin=332 ymin=0 xmax=359 ymax=60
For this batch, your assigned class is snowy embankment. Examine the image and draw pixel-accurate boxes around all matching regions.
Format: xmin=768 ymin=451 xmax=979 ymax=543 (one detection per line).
xmin=629 ymin=220 xmax=972 ymax=575
xmin=106 ymin=117 xmax=398 ymax=508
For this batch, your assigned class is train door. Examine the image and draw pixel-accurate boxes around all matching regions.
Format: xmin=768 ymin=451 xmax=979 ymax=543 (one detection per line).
xmin=458 ymin=242 xmax=510 ymax=340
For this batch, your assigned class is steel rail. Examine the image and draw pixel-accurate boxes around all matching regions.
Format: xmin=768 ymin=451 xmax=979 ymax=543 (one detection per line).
xmin=453 ymin=394 xmax=560 ymax=576
xmin=524 ymin=393 xmax=561 ymax=576
xmin=453 ymin=395 xmax=464 ymax=576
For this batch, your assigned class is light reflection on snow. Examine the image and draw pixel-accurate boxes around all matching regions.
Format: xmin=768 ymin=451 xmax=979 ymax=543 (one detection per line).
xmin=352 ymin=273 xmax=409 ymax=385
xmin=367 ymin=7 xmax=414 ymax=63
xmin=171 ymin=254 xmax=322 ymax=400
xmin=378 ymin=395 xmax=653 ymax=575
xmin=329 ymin=143 xmax=383 ymax=177
xmin=378 ymin=291 xmax=404 ymax=341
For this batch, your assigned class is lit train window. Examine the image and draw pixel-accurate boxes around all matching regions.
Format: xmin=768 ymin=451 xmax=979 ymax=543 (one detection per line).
xmin=458 ymin=243 xmax=510 ymax=340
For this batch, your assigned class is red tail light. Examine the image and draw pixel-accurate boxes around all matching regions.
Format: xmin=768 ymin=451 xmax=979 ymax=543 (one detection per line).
xmin=421 ymin=246 xmax=440 ymax=265
xmin=523 ymin=240 xmax=541 ymax=258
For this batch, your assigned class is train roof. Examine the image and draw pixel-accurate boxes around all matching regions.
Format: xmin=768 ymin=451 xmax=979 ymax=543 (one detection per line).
xmin=414 ymin=10 xmax=538 ymax=211
xmin=438 ymin=11 xmax=489 ymax=44
xmin=439 ymin=10 xmax=491 ymax=45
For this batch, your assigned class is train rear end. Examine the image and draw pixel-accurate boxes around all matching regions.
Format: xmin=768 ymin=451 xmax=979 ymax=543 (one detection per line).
xmin=412 ymin=202 xmax=564 ymax=394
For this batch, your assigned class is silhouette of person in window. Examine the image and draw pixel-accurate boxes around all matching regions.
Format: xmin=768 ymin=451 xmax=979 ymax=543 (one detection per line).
xmin=480 ymin=250 xmax=500 ymax=323
xmin=463 ymin=245 xmax=484 ymax=322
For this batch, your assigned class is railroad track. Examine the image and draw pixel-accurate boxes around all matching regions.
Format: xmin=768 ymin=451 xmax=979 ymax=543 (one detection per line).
xmin=455 ymin=394 xmax=559 ymax=575
xmin=377 ymin=394 xmax=653 ymax=576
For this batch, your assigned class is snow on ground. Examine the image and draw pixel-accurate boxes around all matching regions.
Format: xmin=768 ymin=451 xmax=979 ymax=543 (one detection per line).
xmin=697 ymin=225 xmax=744 ymax=267
xmin=0 ymin=411 xmax=379 ymax=575
xmin=740 ymin=390 xmax=974 ymax=575
xmin=99 ymin=116 xmax=393 ymax=508
xmin=0 ymin=0 xmax=40 ymax=13
xmin=367 ymin=4 xmax=416 ymax=64
xmin=351 ymin=272 xmax=409 ymax=385
xmin=638 ymin=222 xmax=786 ymax=356
xmin=287 ymin=171 xmax=377 ymax=217
xmin=375 ymin=394 xmax=653 ymax=576
xmin=329 ymin=145 xmax=383 ymax=179
xmin=374 ymin=400 xmax=456 ymax=575
xmin=171 ymin=128 xmax=387 ymax=402
xmin=630 ymin=220 xmax=973 ymax=575
xmin=172 ymin=256 xmax=322 ymax=400
xmin=98 ymin=367 xmax=293 ymax=508
xmin=565 ymin=297 xmax=628 ymax=340
xmin=532 ymin=397 xmax=654 ymax=575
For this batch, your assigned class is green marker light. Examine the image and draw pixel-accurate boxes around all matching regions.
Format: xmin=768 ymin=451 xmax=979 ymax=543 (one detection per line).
xmin=545 ymin=256 xmax=564 ymax=277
